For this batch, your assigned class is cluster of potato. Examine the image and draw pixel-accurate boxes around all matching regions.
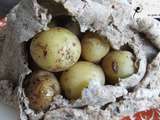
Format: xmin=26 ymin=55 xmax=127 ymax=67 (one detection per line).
xmin=25 ymin=16 xmax=136 ymax=111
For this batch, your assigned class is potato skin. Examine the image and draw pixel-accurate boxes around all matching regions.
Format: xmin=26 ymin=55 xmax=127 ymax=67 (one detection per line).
xmin=81 ymin=32 xmax=110 ymax=63
xmin=30 ymin=27 xmax=81 ymax=72
xmin=60 ymin=61 xmax=105 ymax=100
xmin=25 ymin=71 xmax=61 ymax=111
xmin=102 ymin=51 xmax=135 ymax=84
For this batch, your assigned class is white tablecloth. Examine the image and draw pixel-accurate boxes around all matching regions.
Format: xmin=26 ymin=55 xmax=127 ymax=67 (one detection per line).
xmin=0 ymin=102 xmax=17 ymax=120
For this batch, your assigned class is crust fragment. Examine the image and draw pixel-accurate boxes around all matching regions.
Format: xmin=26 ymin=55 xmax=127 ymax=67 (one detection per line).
xmin=0 ymin=0 xmax=160 ymax=119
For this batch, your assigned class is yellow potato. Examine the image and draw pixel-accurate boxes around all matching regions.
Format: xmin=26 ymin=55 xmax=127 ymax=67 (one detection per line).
xmin=25 ymin=71 xmax=61 ymax=111
xmin=81 ymin=32 xmax=110 ymax=63
xmin=30 ymin=27 xmax=81 ymax=72
xmin=102 ymin=51 xmax=135 ymax=84
xmin=60 ymin=61 xmax=105 ymax=100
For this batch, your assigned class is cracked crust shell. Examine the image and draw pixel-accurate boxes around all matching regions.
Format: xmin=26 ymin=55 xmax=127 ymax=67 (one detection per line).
xmin=0 ymin=0 xmax=160 ymax=119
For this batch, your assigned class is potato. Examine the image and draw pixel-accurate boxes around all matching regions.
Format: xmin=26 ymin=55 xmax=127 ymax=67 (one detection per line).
xmin=102 ymin=51 xmax=135 ymax=84
xmin=81 ymin=32 xmax=110 ymax=63
xmin=25 ymin=71 xmax=61 ymax=111
xmin=60 ymin=61 xmax=105 ymax=100
xmin=30 ymin=27 xmax=81 ymax=72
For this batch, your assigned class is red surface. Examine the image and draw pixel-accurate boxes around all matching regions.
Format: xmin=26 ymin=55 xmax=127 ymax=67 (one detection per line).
xmin=0 ymin=17 xmax=7 ymax=29
xmin=121 ymin=109 xmax=160 ymax=120
xmin=0 ymin=17 xmax=160 ymax=120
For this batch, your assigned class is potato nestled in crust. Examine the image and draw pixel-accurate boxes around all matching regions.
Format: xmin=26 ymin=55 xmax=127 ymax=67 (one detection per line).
xmin=30 ymin=27 xmax=81 ymax=72
xmin=60 ymin=61 xmax=105 ymax=100
xmin=102 ymin=51 xmax=135 ymax=84
xmin=81 ymin=32 xmax=110 ymax=63
xmin=25 ymin=71 xmax=61 ymax=111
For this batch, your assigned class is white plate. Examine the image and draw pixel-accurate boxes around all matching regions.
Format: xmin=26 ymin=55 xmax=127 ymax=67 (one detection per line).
xmin=0 ymin=102 xmax=17 ymax=120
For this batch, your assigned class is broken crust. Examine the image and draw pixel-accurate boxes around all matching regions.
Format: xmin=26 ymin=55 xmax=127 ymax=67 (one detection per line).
xmin=131 ymin=17 xmax=160 ymax=50
xmin=0 ymin=0 xmax=159 ymax=119
xmin=43 ymin=98 xmax=160 ymax=120
xmin=0 ymin=28 xmax=18 ymax=107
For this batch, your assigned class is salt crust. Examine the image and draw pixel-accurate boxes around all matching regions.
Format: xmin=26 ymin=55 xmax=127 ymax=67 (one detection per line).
xmin=0 ymin=0 xmax=159 ymax=119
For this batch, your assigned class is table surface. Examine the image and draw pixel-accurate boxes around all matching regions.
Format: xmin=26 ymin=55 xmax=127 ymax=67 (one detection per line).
xmin=0 ymin=0 xmax=19 ymax=17
xmin=0 ymin=0 xmax=19 ymax=118
xmin=0 ymin=102 xmax=17 ymax=120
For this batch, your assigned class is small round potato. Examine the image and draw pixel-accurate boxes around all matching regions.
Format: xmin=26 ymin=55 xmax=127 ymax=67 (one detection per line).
xmin=30 ymin=27 xmax=81 ymax=72
xmin=25 ymin=71 xmax=61 ymax=111
xmin=102 ymin=51 xmax=135 ymax=84
xmin=81 ymin=32 xmax=110 ymax=63
xmin=60 ymin=61 xmax=105 ymax=100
